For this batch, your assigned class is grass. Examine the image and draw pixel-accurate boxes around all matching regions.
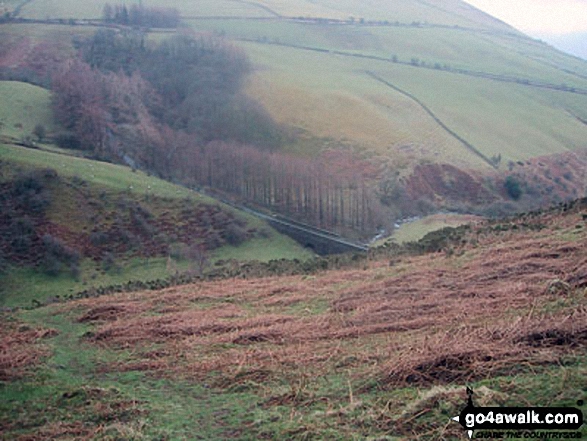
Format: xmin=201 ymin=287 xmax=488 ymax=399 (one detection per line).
xmin=212 ymin=233 xmax=314 ymax=263
xmin=372 ymin=64 xmax=587 ymax=162
xmin=1 ymin=200 xmax=586 ymax=439
xmin=237 ymin=39 xmax=587 ymax=166
xmin=192 ymin=19 xmax=587 ymax=90
xmin=18 ymin=0 xmax=105 ymax=19
xmin=380 ymin=213 xmax=482 ymax=245
xmin=0 ymin=258 xmax=189 ymax=308
xmin=145 ymin=0 xmax=275 ymax=17
xmin=0 ymin=142 xmax=212 ymax=200
xmin=0 ymin=143 xmax=313 ymax=307
xmin=0 ymin=81 xmax=57 ymax=140
xmin=0 ymin=22 xmax=96 ymax=43
xmin=184 ymin=11 xmax=587 ymax=167
xmin=241 ymin=42 xmax=480 ymax=166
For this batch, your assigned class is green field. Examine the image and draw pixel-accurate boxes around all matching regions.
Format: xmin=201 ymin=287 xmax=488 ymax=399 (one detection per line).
xmin=379 ymin=213 xmax=482 ymax=245
xmin=191 ymin=19 xmax=586 ymax=89
xmin=186 ymin=10 xmax=587 ymax=167
xmin=18 ymin=0 xmax=105 ymax=19
xmin=238 ymin=40 xmax=587 ymax=166
xmin=0 ymin=143 xmax=210 ymax=200
xmin=7 ymin=0 xmax=587 ymax=171
xmin=0 ymin=81 xmax=57 ymax=140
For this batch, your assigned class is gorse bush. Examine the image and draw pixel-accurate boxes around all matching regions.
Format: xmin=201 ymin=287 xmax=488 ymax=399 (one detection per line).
xmin=42 ymin=234 xmax=80 ymax=277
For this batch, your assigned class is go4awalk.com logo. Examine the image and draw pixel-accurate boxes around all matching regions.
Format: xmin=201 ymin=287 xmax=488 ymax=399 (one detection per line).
xmin=451 ymin=388 xmax=584 ymax=439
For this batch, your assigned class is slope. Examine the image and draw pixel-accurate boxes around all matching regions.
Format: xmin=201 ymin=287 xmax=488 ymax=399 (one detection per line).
xmin=1 ymin=198 xmax=585 ymax=439
xmin=0 ymin=81 xmax=56 ymax=141
xmin=10 ymin=0 xmax=587 ymax=171
xmin=185 ymin=14 xmax=587 ymax=170
xmin=0 ymin=78 xmax=313 ymax=307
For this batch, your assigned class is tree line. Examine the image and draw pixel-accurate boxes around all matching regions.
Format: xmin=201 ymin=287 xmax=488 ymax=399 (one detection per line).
xmin=51 ymin=29 xmax=389 ymax=235
xmin=102 ymin=3 xmax=180 ymax=28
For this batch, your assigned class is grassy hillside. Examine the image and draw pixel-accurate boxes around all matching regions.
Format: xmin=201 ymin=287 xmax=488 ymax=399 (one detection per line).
xmin=0 ymin=81 xmax=56 ymax=141
xmin=7 ymin=0 xmax=587 ymax=173
xmin=4 ymin=0 xmax=587 ymax=220
xmin=0 ymin=78 xmax=312 ymax=298
xmin=160 ymin=0 xmax=586 ymax=173
xmin=184 ymin=19 xmax=587 ymax=168
xmin=0 ymin=142 xmax=314 ymax=308
xmin=1 ymin=199 xmax=585 ymax=439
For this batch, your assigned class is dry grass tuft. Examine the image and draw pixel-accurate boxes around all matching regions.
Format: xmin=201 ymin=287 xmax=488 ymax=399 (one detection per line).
xmin=0 ymin=323 xmax=57 ymax=381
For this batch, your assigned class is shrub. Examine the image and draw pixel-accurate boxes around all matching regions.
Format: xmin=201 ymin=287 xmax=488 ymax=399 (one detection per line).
xmin=20 ymin=135 xmax=34 ymax=147
xmin=168 ymin=243 xmax=188 ymax=261
xmin=101 ymin=252 xmax=119 ymax=273
xmin=205 ymin=232 xmax=222 ymax=249
xmin=42 ymin=234 xmax=80 ymax=276
xmin=33 ymin=124 xmax=46 ymax=141
xmin=187 ymin=244 xmax=209 ymax=275
xmin=90 ymin=231 xmax=109 ymax=246
xmin=504 ymin=176 xmax=522 ymax=200
xmin=55 ymin=132 xmax=82 ymax=150
xmin=0 ymin=251 xmax=8 ymax=275
xmin=11 ymin=170 xmax=56 ymax=214
xmin=223 ymin=222 xmax=248 ymax=246
xmin=10 ymin=217 xmax=35 ymax=253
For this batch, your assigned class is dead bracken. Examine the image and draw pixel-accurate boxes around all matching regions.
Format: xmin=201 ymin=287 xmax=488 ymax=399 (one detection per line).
xmin=46 ymin=201 xmax=587 ymax=391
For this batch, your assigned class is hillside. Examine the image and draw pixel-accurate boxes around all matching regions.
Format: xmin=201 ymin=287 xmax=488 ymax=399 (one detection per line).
xmin=0 ymin=139 xmax=313 ymax=308
xmin=2 ymin=0 xmax=586 ymax=235
xmin=1 ymin=3 xmax=586 ymax=439
xmin=1 ymin=198 xmax=585 ymax=439
xmin=0 ymin=63 xmax=315 ymax=307
xmin=0 ymin=81 xmax=56 ymax=141
xmin=180 ymin=5 xmax=587 ymax=167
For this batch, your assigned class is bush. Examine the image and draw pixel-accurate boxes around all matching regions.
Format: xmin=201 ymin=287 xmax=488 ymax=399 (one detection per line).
xmin=101 ymin=252 xmax=119 ymax=273
xmin=90 ymin=231 xmax=109 ymax=246
xmin=42 ymin=234 xmax=80 ymax=277
xmin=504 ymin=176 xmax=522 ymax=200
xmin=223 ymin=222 xmax=248 ymax=246
xmin=0 ymin=252 xmax=8 ymax=275
xmin=10 ymin=217 xmax=35 ymax=253
xmin=168 ymin=243 xmax=188 ymax=261
xmin=33 ymin=124 xmax=46 ymax=141
xmin=55 ymin=132 xmax=82 ymax=150
xmin=12 ymin=169 xmax=56 ymax=214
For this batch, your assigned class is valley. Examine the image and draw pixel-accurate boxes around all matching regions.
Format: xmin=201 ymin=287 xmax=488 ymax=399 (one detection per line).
xmin=1 ymin=1 xmax=586 ymax=439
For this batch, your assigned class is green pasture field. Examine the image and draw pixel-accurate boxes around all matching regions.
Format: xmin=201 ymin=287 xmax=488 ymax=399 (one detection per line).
xmin=18 ymin=0 xmax=104 ymax=19
xmin=0 ymin=22 xmax=96 ymax=42
xmin=382 ymin=214 xmax=482 ymax=245
xmin=190 ymin=18 xmax=587 ymax=91
xmin=0 ymin=143 xmax=208 ymax=200
xmin=240 ymin=42 xmax=483 ymax=167
xmin=372 ymin=64 xmax=587 ymax=162
xmin=240 ymin=40 xmax=587 ymax=167
xmin=0 ymin=81 xmax=57 ymax=140
xmin=144 ymin=0 xmax=275 ymax=17
xmin=242 ymin=0 xmax=515 ymax=30
xmin=2 ymin=229 xmax=314 ymax=308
